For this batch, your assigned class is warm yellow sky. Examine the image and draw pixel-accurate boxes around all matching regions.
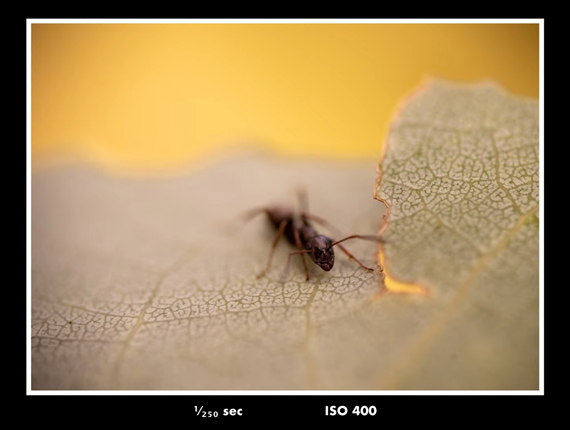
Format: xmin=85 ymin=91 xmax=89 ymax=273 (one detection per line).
xmin=31 ymin=23 xmax=539 ymax=173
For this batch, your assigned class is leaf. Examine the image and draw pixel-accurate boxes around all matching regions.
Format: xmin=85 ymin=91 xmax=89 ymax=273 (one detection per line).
xmin=31 ymin=80 xmax=539 ymax=391
xmin=375 ymin=80 xmax=539 ymax=389
xmin=31 ymin=155 xmax=387 ymax=390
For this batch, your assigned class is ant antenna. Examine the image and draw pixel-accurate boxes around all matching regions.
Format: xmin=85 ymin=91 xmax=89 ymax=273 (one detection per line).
xmin=327 ymin=235 xmax=381 ymax=251
xmin=326 ymin=234 xmax=383 ymax=272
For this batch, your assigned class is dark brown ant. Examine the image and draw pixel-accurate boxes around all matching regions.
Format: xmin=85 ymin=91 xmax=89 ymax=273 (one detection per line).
xmin=244 ymin=190 xmax=381 ymax=281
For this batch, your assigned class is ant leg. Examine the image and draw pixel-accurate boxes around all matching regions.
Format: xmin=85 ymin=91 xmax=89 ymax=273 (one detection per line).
xmin=220 ymin=206 xmax=269 ymax=236
xmin=241 ymin=206 xmax=269 ymax=223
xmin=295 ymin=191 xmax=342 ymax=237
xmin=297 ymin=187 xmax=309 ymax=213
xmin=256 ymin=219 xmax=288 ymax=279
xmin=300 ymin=212 xmax=343 ymax=237
xmin=293 ymin=226 xmax=311 ymax=281
xmin=296 ymin=188 xmax=345 ymax=238
xmin=281 ymin=250 xmax=314 ymax=282
xmin=218 ymin=207 xmax=269 ymax=236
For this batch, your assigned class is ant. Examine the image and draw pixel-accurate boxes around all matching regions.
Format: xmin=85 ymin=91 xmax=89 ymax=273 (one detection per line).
xmin=244 ymin=190 xmax=382 ymax=281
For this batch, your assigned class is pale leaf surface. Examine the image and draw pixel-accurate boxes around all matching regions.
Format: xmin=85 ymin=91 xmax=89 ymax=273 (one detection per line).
xmin=32 ymin=155 xmax=387 ymax=389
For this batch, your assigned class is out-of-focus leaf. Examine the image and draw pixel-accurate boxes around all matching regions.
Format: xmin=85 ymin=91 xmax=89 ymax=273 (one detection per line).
xmin=375 ymin=80 xmax=539 ymax=389
xmin=32 ymin=155 xmax=387 ymax=389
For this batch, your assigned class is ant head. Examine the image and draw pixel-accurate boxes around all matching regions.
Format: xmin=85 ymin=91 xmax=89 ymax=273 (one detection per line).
xmin=306 ymin=235 xmax=335 ymax=271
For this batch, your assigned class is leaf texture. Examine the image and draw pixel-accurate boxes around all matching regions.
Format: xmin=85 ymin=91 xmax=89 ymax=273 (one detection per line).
xmin=31 ymin=80 xmax=539 ymax=391
xmin=32 ymin=155 xmax=387 ymax=389
xmin=375 ymin=80 xmax=539 ymax=389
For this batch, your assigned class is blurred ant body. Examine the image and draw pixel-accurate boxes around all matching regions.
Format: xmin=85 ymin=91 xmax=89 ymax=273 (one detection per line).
xmin=245 ymin=190 xmax=381 ymax=281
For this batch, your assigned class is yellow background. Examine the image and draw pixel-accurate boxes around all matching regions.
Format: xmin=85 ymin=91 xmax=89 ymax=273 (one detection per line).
xmin=32 ymin=23 xmax=539 ymax=173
